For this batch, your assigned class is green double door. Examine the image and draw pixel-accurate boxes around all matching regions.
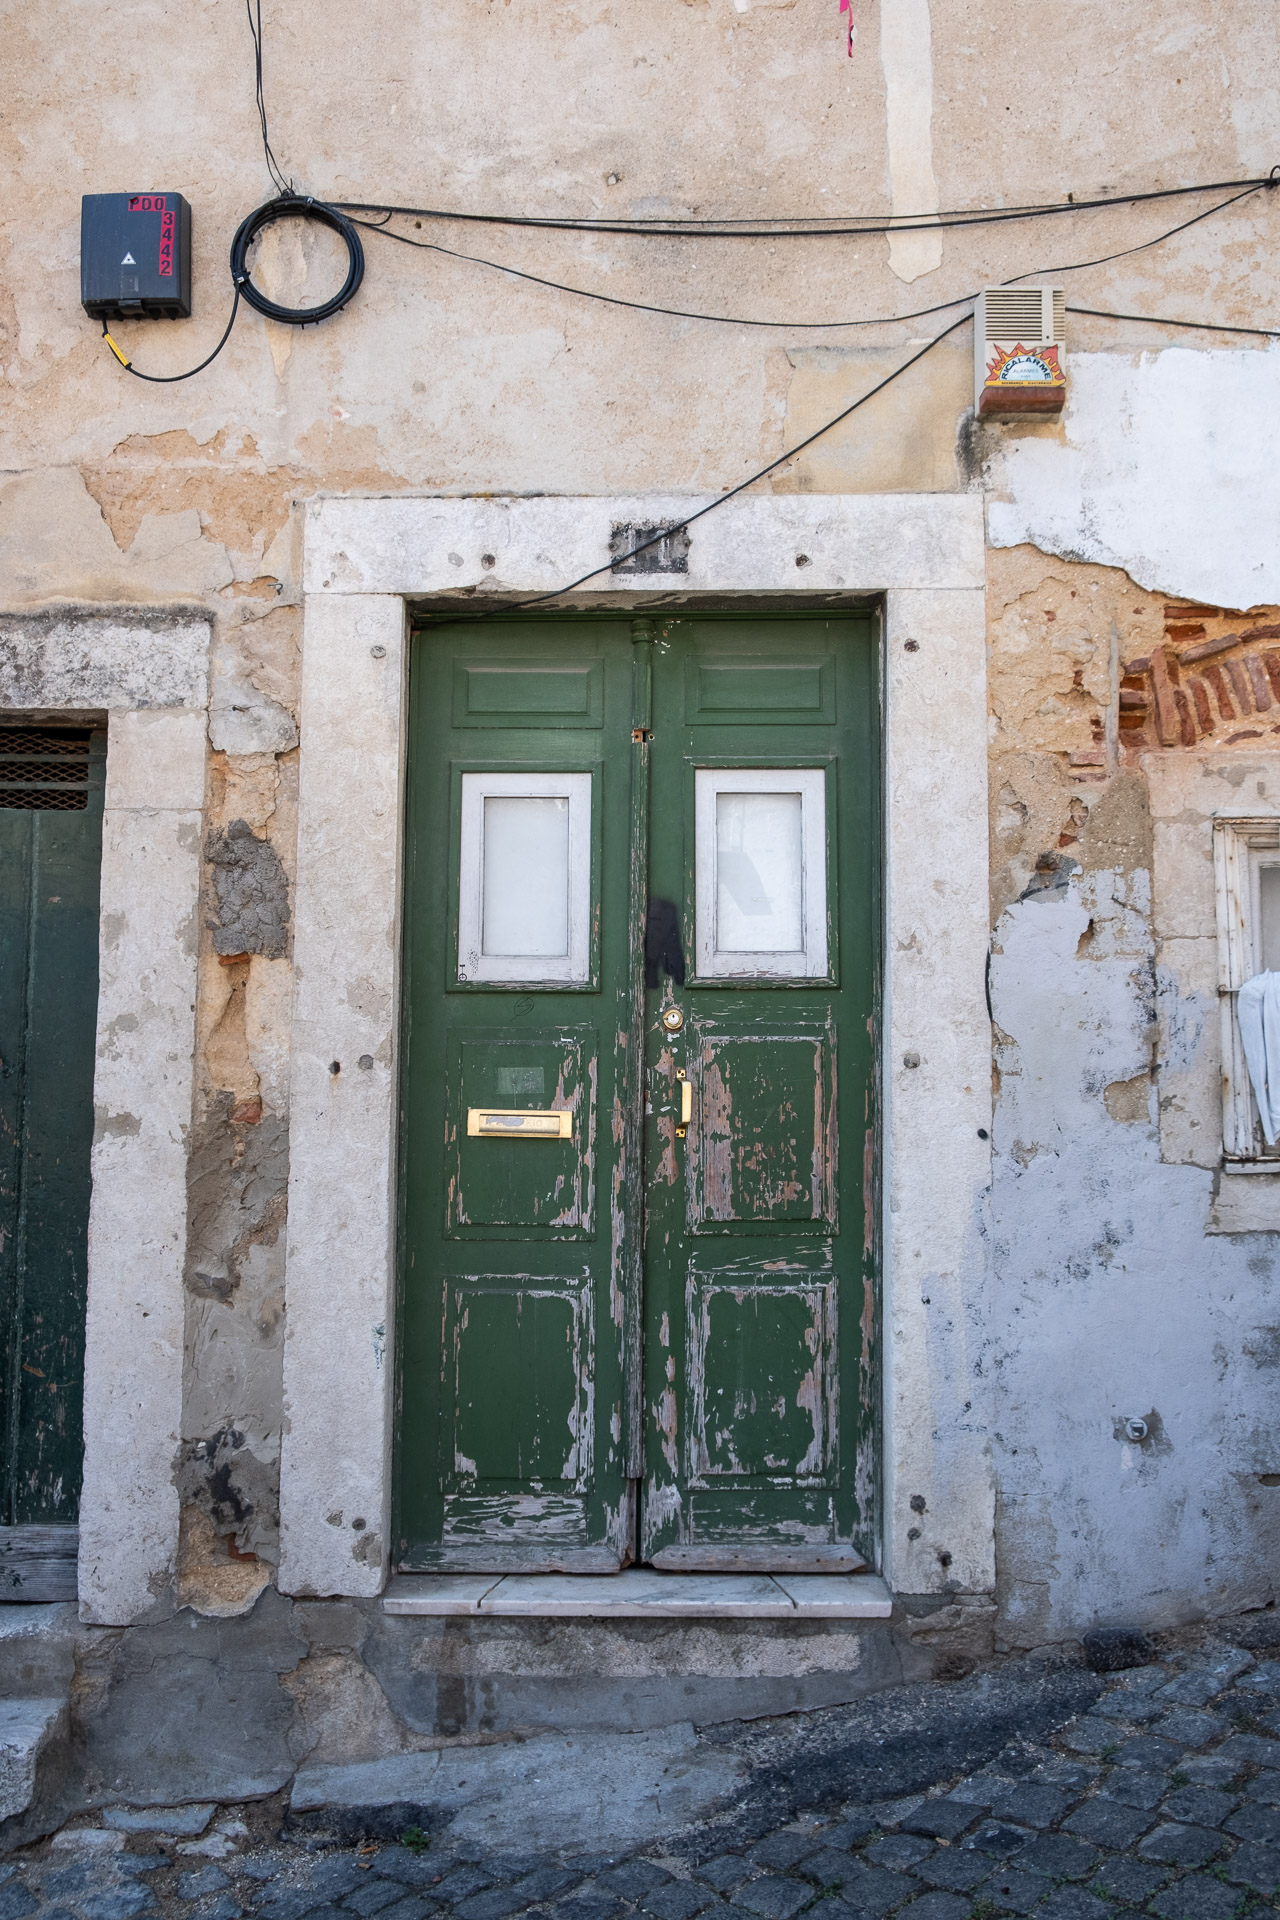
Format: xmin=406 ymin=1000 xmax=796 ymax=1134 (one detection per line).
xmin=399 ymin=614 xmax=878 ymax=1572
xmin=1 ymin=728 xmax=105 ymax=1531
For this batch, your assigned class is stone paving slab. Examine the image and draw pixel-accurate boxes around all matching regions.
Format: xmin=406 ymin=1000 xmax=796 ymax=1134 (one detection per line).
xmin=9 ymin=1618 xmax=1280 ymax=1920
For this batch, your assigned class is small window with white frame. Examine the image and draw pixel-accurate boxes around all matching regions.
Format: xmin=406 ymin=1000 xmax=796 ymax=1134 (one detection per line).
xmin=1213 ymin=818 xmax=1280 ymax=1162
xmin=693 ymin=767 xmax=829 ymax=980
xmin=457 ymin=770 xmax=593 ymax=986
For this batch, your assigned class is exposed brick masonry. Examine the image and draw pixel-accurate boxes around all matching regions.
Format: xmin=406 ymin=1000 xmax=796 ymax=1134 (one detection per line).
xmin=1120 ymin=604 xmax=1280 ymax=753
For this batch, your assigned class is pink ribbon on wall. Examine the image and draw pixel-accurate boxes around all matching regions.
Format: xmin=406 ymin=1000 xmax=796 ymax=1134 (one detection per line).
xmin=839 ymin=0 xmax=854 ymax=56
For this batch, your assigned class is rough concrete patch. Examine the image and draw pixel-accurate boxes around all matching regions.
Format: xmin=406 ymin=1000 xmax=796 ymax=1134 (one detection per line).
xmin=289 ymin=1725 xmax=750 ymax=1855
xmin=362 ymin=1612 xmax=908 ymax=1739
xmin=0 ymin=606 xmax=210 ymax=711
xmin=1209 ymin=1174 xmax=1280 ymax=1234
xmin=176 ymin=1505 xmax=271 ymax=1619
xmin=71 ymin=1587 xmax=303 ymax=1811
xmin=893 ymin=1595 xmax=998 ymax=1679
xmin=1020 ymin=852 xmax=1079 ymax=902
xmin=1080 ymin=770 xmax=1153 ymax=873
xmin=184 ymin=1092 xmax=288 ymax=1299
xmin=181 ymin=1087 xmax=288 ymax=1568
xmin=281 ymin=1652 xmax=410 ymax=1768
xmin=206 ymin=820 xmax=290 ymax=959
xmin=1104 ymin=1073 xmax=1154 ymax=1123
xmin=176 ymin=1428 xmax=282 ymax=1568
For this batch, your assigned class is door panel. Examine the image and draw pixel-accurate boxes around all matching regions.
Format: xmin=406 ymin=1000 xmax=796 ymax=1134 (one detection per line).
xmin=398 ymin=612 xmax=877 ymax=1574
xmin=445 ymin=1272 xmax=592 ymax=1489
xmin=399 ymin=621 xmax=635 ymax=1571
xmin=689 ymin=1273 xmax=835 ymax=1478
xmin=0 ymin=728 xmax=105 ymax=1530
xmin=641 ymin=616 xmax=877 ymax=1572
xmin=688 ymin=1020 xmax=836 ymax=1231
xmin=447 ymin=1029 xmax=595 ymax=1236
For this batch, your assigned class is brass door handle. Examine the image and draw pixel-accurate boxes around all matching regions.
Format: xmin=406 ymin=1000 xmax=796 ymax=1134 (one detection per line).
xmin=675 ymin=1070 xmax=692 ymax=1136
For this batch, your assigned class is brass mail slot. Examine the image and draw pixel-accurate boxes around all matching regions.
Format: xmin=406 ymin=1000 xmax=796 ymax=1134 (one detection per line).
xmin=467 ymin=1107 xmax=573 ymax=1140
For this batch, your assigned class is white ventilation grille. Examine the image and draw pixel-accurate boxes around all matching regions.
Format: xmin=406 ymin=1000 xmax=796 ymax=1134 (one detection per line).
xmin=979 ymin=287 xmax=1065 ymax=345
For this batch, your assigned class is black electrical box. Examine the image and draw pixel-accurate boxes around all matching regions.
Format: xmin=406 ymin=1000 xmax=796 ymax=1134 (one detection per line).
xmin=80 ymin=193 xmax=192 ymax=319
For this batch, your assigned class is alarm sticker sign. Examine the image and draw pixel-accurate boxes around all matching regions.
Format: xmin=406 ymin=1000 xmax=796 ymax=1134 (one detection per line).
xmin=985 ymin=341 xmax=1066 ymax=388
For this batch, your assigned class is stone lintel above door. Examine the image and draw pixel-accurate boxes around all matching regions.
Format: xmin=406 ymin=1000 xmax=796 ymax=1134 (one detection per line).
xmin=279 ymin=495 xmax=994 ymax=1604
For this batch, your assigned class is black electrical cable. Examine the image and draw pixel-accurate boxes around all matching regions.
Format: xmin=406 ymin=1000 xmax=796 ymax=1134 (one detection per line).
xmin=1007 ymin=181 xmax=1269 ymax=285
xmin=348 ymin=215 xmax=976 ymax=329
xmin=1067 ymin=305 xmax=1279 ymax=339
xmin=336 ymin=172 xmax=1279 ymax=241
xmin=247 ymin=0 xmax=291 ymax=195
xmin=231 ymin=195 xmax=365 ymax=324
xmin=353 ymin=186 xmax=1271 ymax=337
xmin=101 ymin=289 xmax=242 ymax=383
xmin=433 ymin=311 xmax=974 ymax=622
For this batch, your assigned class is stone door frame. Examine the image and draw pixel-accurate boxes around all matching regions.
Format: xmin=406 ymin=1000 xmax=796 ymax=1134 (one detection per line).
xmin=0 ymin=608 xmax=211 ymax=1625
xmin=278 ymin=494 xmax=995 ymax=1604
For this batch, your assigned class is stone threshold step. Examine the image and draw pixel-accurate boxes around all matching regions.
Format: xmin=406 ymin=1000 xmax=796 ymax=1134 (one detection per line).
xmin=383 ymin=1570 xmax=892 ymax=1618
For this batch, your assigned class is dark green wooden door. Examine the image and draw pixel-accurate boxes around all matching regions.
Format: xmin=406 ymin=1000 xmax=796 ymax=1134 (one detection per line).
xmin=398 ymin=614 xmax=877 ymax=1572
xmin=0 ymin=727 xmax=106 ymax=1528
xmin=399 ymin=623 xmax=640 ymax=1569
xmin=638 ymin=618 xmax=877 ymax=1569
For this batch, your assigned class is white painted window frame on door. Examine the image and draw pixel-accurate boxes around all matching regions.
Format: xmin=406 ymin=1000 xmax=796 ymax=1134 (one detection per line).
xmin=694 ymin=766 xmax=828 ymax=979
xmin=458 ymin=770 xmax=593 ymax=984
xmin=1214 ymin=817 xmax=1280 ymax=1164
xmin=279 ymin=492 xmax=994 ymax=1606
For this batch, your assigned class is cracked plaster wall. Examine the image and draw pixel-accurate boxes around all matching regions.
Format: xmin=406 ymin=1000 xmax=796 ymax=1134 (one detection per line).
xmin=2 ymin=0 xmax=1279 ymax=1640
xmin=986 ymin=548 xmax=1280 ymax=1648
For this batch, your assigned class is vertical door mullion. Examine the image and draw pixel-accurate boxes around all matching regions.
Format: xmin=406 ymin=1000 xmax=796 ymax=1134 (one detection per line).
xmin=623 ymin=619 xmax=655 ymax=1485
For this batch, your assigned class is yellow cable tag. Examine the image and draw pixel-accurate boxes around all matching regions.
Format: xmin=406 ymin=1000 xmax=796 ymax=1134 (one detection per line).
xmin=103 ymin=331 xmax=131 ymax=368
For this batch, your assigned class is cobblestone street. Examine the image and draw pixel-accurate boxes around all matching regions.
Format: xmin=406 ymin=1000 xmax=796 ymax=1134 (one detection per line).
xmin=7 ymin=1618 xmax=1280 ymax=1920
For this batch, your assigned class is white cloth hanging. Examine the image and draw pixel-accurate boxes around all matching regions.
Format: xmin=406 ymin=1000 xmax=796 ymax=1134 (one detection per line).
xmin=1237 ymin=971 xmax=1280 ymax=1144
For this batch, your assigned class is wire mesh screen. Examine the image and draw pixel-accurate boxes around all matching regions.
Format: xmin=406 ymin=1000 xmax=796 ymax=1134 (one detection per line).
xmin=0 ymin=730 xmax=94 ymax=810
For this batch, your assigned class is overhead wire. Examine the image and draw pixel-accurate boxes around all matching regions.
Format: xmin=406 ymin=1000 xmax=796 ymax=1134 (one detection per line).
xmin=437 ymin=311 xmax=974 ymax=618
xmin=349 ymin=186 xmax=1277 ymax=339
xmin=100 ymin=2 xmax=1278 ymax=393
xmin=246 ymin=0 xmax=292 ymax=196
xmin=416 ymin=177 xmax=1278 ymax=611
xmin=345 ymin=214 xmax=976 ymax=330
xmin=334 ymin=172 xmax=1279 ymax=240
xmin=1004 ymin=180 xmax=1272 ymax=285
xmin=1066 ymin=306 xmax=1278 ymax=339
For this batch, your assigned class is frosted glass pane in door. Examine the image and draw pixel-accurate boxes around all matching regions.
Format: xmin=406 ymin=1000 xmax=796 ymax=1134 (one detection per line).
xmin=716 ymin=790 xmax=804 ymax=952
xmin=482 ymin=796 xmax=570 ymax=956
xmin=1260 ymin=865 xmax=1280 ymax=973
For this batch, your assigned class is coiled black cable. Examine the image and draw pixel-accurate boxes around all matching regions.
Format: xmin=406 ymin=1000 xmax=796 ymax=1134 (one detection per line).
xmin=102 ymin=195 xmax=365 ymax=381
xmin=230 ymin=195 xmax=365 ymax=325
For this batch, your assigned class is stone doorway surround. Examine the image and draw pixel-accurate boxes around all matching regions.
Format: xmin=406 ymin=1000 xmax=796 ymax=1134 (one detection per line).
xmin=0 ymin=608 xmax=211 ymax=1626
xmin=278 ymin=493 xmax=994 ymax=1608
